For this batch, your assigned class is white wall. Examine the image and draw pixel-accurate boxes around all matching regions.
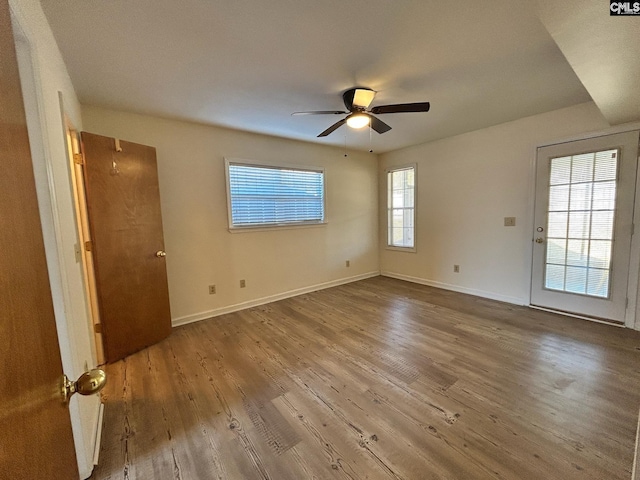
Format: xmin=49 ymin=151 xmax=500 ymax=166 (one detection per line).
xmin=379 ymin=102 xmax=611 ymax=305
xmin=9 ymin=0 xmax=100 ymax=477
xmin=81 ymin=106 xmax=380 ymax=325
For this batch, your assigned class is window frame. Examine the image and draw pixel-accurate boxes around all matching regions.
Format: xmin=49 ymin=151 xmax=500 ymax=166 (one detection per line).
xmin=386 ymin=163 xmax=417 ymax=252
xmin=224 ymin=157 xmax=327 ymax=232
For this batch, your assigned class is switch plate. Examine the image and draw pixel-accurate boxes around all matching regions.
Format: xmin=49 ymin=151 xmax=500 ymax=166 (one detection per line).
xmin=346 ymin=260 xmax=350 ymax=267
xmin=209 ymin=285 xmax=216 ymax=295
xmin=504 ymin=217 xmax=516 ymax=227
xmin=240 ymin=279 xmax=246 ymax=288
xmin=454 ymin=265 xmax=460 ymax=273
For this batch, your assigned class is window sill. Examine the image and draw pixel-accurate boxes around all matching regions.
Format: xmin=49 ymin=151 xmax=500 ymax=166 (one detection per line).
xmin=386 ymin=245 xmax=417 ymax=253
xmin=228 ymin=222 xmax=328 ymax=233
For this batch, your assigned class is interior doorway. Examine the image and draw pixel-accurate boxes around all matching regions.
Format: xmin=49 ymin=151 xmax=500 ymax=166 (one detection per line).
xmin=65 ymin=119 xmax=105 ymax=364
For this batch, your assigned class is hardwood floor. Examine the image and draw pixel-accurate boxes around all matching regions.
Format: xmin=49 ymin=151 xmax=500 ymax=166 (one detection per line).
xmin=91 ymin=277 xmax=640 ymax=479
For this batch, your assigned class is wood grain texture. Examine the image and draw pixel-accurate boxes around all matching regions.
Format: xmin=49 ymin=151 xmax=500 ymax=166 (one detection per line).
xmin=81 ymin=132 xmax=171 ymax=362
xmin=0 ymin=0 xmax=78 ymax=477
xmin=91 ymin=276 xmax=640 ymax=479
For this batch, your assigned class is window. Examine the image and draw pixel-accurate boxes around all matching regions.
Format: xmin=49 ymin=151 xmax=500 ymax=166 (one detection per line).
xmin=544 ymin=149 xmax=618 ymax=298
xmin=387 ymin=165 xmax=415 ymax=249
xmin=225 ymin=159 xmax=325 ymax=229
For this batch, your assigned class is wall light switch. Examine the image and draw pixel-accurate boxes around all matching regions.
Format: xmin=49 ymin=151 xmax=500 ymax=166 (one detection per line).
xmin=504 ymin=217 xmax=516 ymax=227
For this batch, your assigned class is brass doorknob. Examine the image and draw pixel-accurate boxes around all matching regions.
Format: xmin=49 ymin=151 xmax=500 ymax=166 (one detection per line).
xmin=535 ymin=238 xmax=544 ymax=243
xmin=61 ymin=369 xmax=106 ymax=403
xmin=155 ymin=250 xmax=166 ymax=257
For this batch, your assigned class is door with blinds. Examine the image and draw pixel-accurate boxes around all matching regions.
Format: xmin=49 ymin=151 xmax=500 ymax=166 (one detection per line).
xmin=530 ymin=131 xmax=639 ymax=323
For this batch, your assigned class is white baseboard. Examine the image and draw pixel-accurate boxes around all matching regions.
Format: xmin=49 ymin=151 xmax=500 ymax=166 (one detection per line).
xmin=633 ymin=405 xmax=640 ymax=480
xmin=93 ymin=402 xmax=104 ymax=466
xmin=172 ymin=271 xmax=380 ymax=327
xmin=380 ymin=271 xmax=527 ymax=306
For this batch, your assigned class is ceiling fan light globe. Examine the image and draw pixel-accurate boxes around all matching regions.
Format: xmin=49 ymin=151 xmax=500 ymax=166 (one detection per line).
xmin=346 ymin=114 xmax=370 ymax=129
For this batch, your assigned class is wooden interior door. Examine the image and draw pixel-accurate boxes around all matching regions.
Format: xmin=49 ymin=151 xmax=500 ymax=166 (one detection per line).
xmin=0 ymin=0 xmax=78 ymax=477
xmin=80 ymin=132 xmax=172 ymax=363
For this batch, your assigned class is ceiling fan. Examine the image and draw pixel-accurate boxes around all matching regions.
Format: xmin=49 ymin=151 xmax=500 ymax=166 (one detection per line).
xmin=292 ymin=87 xmax=430 ymax=137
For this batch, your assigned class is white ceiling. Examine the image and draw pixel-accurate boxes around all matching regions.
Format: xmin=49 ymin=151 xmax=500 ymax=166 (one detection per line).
xmin=39 ymin=0 xmax=638 ymax=153
xmin=533 ymin=0 xmax=640 ymax=126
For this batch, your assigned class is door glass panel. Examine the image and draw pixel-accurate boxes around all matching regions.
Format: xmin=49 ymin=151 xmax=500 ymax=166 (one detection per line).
xmin=566 ymin=239 xmax=588 ymax=266
xmin=544 ymin=149 xmax=618 ymax=298
xmin=549 ymin=185 xmax=569 ymax=211
xmin=587 ymin=269 xmax=609 ymax=297
xmin=548 ymin=212 xmax=568 ymax=237
xmin=568 ymin=211 xmax=589 ymax=238
xmin=545 ymin=264 xmax=565 ymax=290
xmin=565 ymin=266 xmax=587 ymax=294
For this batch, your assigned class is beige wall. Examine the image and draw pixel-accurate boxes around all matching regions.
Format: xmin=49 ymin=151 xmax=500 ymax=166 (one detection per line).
xmin=82 ymin=106 xmax=380 ymax=324
xmin=379 ymin=102 xmax=611 ymax=305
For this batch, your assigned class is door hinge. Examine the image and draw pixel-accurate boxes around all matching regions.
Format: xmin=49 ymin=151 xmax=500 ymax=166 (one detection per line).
xmin=93 ymin=323 xmax=102 ymax=334
xmin=84 ymin=241 xmax=93 ymax=252
xmin=626 ymin=297 xmax=629 ymax=309
xmin=73 ymin=153 xmax=84 ymax=165
xmin=632 ymin=223 xmax=635 ymax=237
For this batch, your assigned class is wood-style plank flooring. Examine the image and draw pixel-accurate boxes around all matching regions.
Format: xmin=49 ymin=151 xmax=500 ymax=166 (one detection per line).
xmin=91 ymin=277 xmax=640 ymax=479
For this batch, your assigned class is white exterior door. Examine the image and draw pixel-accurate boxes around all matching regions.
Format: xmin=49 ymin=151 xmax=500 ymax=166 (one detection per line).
xmin=530 ymin=131 xmax=639 ymax=323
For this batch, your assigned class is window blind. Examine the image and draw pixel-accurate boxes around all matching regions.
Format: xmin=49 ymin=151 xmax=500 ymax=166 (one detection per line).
xmin=227 ymin=163 xmax=324 ymax=227
xmin=544 ymin=149 xmax=617 ymax=298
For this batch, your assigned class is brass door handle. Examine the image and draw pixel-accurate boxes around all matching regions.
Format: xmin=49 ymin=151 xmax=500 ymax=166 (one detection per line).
xmin=535 ymin=238 xmax=544 ymax=243
xmin=155 ymin=250 xmax=166 ymax=257
xmin=61 ymin=369 xmax=106 ymax=403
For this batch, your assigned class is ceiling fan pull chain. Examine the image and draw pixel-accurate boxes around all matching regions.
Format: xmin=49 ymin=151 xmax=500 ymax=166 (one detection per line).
xmin=369 ymin=123 xmax=373 ymax=153
xmin=344 ymin=133 xmax=348 ymax=157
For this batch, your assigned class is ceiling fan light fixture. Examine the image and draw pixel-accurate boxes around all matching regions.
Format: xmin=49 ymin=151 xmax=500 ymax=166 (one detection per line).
xmin=352 ymin=89 xmax=376 ymax=108
xmin=346 ymin=113 xmax=370 ymax=129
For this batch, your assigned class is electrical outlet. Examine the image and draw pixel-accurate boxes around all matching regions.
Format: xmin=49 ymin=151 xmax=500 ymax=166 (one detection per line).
xmin=504 ymin=217 xmax=516 ymax=227
xmin=454 ymin=265 xmax=460 ymax=273
xmin=209 ymin=285 xmax=216 ymax=295
xmin=240 ymin=279 xmax=246 ymax=288
xmin=346 ymin=260 xmax=350 ymax=267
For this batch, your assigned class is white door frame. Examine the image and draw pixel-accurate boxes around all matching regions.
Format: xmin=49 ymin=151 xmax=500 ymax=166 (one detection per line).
xmin=528 ymin=122 xmax=640 ymax=330
xmin=64 ymin=117 xmax=105 ymax=365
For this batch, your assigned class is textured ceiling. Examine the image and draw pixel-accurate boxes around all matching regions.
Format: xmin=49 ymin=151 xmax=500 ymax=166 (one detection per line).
xmin=41 ymin=0 xmax=598 ymax=153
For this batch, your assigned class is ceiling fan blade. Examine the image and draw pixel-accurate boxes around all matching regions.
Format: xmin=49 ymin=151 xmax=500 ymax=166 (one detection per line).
xmin=318 ymin=118 xmax=347 ymax=137
xmin=367 ymin=114 xmax=392 ymax=134
xmin=292 ymin=110 xmax=348 ymax=116
xmin=370 ymin=102 xmax=430 ymax=114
